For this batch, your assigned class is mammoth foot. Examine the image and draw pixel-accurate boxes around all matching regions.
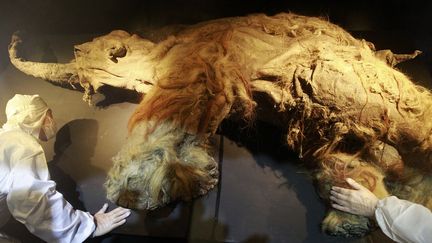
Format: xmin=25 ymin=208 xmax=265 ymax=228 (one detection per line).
xmin=322 ymin=210 xmax=373 ymax=238
xmin=198 ymin=163 xmax=219 ymax=195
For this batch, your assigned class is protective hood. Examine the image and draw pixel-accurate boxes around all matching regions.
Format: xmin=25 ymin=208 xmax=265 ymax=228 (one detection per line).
xmin=2 ymin=94 xmax=49 ymax=139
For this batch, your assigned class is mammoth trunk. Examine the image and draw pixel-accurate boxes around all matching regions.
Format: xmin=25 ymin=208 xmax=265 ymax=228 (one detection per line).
xmin=8 ymin=34 xmax=77 ymax=84
xmin=104 ymin=121 xmax=218 ymax=210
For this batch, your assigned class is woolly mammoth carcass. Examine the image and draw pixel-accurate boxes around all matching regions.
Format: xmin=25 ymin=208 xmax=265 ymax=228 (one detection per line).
xmin=9 ymin=13 xmax=432 ymax=237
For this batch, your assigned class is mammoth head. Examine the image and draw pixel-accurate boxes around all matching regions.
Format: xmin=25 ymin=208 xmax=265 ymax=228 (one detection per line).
xmin=73 ymin=30 xmax=156 ymax=95
xmin=9 ymin=30 xmax=157 ymax=102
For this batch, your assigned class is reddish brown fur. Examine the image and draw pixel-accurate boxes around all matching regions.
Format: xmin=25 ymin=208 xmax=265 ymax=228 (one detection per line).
xmin=128 ymin=31 xmax=256 ymax=135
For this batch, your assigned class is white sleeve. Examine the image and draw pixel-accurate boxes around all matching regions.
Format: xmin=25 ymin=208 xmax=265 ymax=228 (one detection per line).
xmin=375 ymin=196 xmax=432 ymax=243
xmin=6 ymin=138 xmax=96 ymax=243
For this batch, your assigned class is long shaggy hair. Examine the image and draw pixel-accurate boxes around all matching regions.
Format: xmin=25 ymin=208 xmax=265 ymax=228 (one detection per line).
xmin=105 ymin=121 xmax=218 ymax=209
xmin=101 ymin=13 xmax=432 ymax=236
xmin=10 ymin=11 xmax=432 ymax=238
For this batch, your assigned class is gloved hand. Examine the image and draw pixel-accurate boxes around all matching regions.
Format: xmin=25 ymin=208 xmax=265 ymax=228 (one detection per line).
xmin=92 ymin=203 xmax=131 ymax=237
xmin=330 ymin=178 xmax=379 ymax=218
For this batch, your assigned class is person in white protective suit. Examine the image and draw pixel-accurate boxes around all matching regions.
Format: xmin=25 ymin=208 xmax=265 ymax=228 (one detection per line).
xmin=330 ymin=178 xmax=432 ymax=243
xmin=0 ymin=94 xmax=131 ymax=243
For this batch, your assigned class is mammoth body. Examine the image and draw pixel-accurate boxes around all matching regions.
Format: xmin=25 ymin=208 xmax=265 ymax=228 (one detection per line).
xmin=9 ymin=13 xmax=432 ymax=237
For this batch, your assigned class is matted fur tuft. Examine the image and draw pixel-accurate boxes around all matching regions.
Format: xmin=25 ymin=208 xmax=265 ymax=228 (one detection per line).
xmin=105 ymin=120 xmax=218 ymax=209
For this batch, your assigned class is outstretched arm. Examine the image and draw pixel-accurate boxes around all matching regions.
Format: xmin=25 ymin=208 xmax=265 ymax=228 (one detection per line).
xmin=331 ymin=178 xmax=432 ymax=242
xmin=6 ymin=135 xmax=130 ymax=242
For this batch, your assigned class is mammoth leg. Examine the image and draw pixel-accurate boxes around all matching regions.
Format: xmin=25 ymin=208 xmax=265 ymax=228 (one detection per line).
xmin=315 ymin=152 xmax=390 ymax=237
xmin=388 ymin=168 xmax=432 ymax=210
xmin=374 ymin=49 xmax=422 ymax=67
xmin=104 ymin=121 xmax=219 ymax=210
xmin=364 ymin=140 xmax=404 ymax=180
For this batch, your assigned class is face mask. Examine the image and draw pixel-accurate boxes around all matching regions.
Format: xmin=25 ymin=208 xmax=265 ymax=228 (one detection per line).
xmin=40 ymin=114 xmax=57 ymax=141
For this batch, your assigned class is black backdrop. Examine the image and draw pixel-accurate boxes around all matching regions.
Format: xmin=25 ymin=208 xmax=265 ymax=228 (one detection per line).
xmin=1 ymin=0 xmax=432 ymax=34
xmin=2 ymin=0 xmax=431 ymax=78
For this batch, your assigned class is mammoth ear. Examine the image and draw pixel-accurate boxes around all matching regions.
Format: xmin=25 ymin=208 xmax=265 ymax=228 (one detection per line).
xmin=108 ymin=45 xmax=127 ymax=63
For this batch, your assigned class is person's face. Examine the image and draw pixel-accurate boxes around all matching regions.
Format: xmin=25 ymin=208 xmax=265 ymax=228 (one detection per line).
xmin=38 ymin=109 xmax=57 ymax=141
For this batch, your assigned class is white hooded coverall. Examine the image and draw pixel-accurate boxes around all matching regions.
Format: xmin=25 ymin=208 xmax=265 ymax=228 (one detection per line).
xmin=0 ymin=94 xmax=95 ymax=243
xmin=375 ymin=196 xmax=432 ymax=243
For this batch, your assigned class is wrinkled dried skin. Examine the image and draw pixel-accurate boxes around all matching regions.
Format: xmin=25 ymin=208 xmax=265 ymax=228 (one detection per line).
xmin=9 ymin=12 xmax=432 ymax=237
xmin=74 ymin=30 xmax=157 ymax=95
xmin=9 ymin=30 xmax=157 ymax=103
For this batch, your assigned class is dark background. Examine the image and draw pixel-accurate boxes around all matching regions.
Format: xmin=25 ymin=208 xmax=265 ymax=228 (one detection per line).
xmin=1 ymin=0 xmax=432 ymax=33
xmin=1 ymin=0 xmax=432 ymax=70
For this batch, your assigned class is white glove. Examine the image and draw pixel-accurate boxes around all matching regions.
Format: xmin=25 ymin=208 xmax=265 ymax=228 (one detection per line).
xmin=330 ymin=178 xmax=379 ymax=217
xmin=92 ymin=203 xmax=131 ymax=237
